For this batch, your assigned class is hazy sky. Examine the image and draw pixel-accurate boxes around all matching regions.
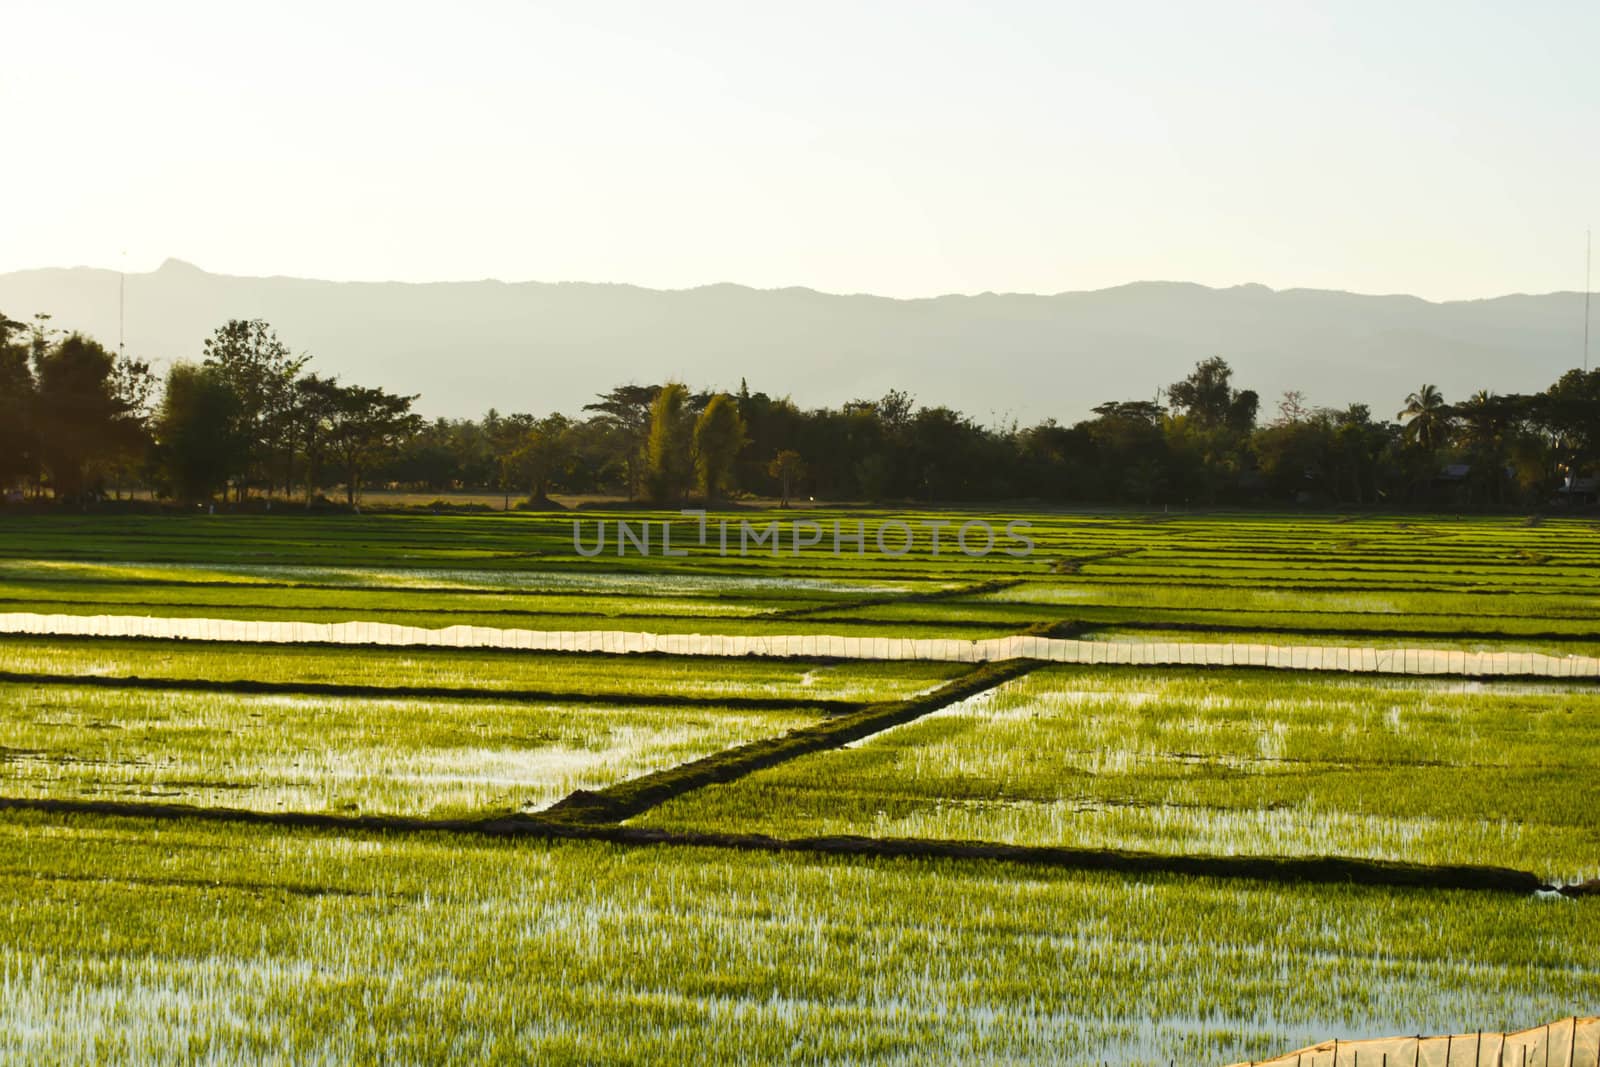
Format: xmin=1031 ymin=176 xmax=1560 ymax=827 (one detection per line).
xmin=6 ymin=0 xmax=1598 ymax=299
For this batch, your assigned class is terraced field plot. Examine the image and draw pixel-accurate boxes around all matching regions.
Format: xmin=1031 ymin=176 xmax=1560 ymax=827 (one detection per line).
xmin=0 ymin=638 xmax=965 ymax=702
xmin=3 ymin=512 xmax=1599 ymax=654
xmin=0 ymin=556 xmax=1008 ymax=638
xmin=0 ymin=683 xmax=830 ymax=817
xmin=0 ymin=642 xmax=974 ymax=818
xmin=0 ymin=510 xmax=1594 ymax=1065
xmin=1 ymin=814 xmax=1595 ymax=1067
xmin=639 ymin=668 xmax=1600 ymax=882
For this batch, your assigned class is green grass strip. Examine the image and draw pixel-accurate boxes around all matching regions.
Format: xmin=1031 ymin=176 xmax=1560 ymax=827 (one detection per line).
xmin=769 ymin=578 xmax=1026 ymax=619
xmin=543 ymin=658 xmax=1043 ymax=823
xmin=1 ymin=795 xmax=1586 ymax=897
xmin=0 ymin=669 xmax=862 ymax=713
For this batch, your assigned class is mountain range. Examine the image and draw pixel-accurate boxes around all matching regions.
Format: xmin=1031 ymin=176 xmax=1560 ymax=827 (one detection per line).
xmin=0 ymin=259 xmax=1590 ymax=425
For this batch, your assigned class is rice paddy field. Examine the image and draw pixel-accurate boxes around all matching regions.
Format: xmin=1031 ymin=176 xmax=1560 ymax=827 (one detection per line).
xmin=0 ymin=682 xmax=829 ymax=817
xmin=2 ymin=814 xmax=1595 ymax=1066
xmin=0 ymin=509 xmax=1594 ymax=1065
xmin=2 ymin=510 xmax=1599 ymax=651
xmin=638 ymin=668 xmax=1600 ymax=882
xmin=0 ymin=639 xmax=964 ymax=702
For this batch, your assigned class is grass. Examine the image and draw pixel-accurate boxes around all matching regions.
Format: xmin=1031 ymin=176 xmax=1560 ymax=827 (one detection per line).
xmin=545 ymin=659 xmax=1034 ymax=824
xmin=6 ymin=512 xmax=1600 ymax=654
xmin=0 ymin=578 xmax=789 ymax=618
xmin=0 ymin=557 xmax=942 ymax=600
xmin=1078 ymin=627 xmax=1600 ymax=658
xmin=0 ymin=638 xmax=966 ymax=703
xmin=637 ymin=667 xmax=1600 ymax=883
xmin=0 ymin=812 xmax=1594 ymax=1066
xmin=0 ymin=509 xmax=1596 ymax=1062
xmin=0 ymin=683 xmax=822 ymax=818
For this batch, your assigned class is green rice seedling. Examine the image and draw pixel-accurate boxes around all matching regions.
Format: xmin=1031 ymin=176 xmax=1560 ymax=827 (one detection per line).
xmin=0 ymin=683 xmax=823 ymax=818
xmin=0 ymin=812 xmax=1594 ymax=1066
xmin=640 ymin=668 xmax=1600 ymax=882
xmin=0 ymin=639 xmax=967 ymax=703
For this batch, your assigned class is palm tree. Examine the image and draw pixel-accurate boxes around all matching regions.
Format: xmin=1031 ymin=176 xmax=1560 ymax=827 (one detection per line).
xmin=1457 ymin=390 xmax=1503 ymax=451
xmin=1457 ymin=389 xmax=1524 ymax=506
xmin=1398 ymin=384 xmax=1451 ymax=451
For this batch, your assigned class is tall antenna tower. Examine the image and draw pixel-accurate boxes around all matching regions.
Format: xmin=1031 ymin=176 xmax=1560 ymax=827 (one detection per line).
xmin=1586 ymin=228 xmax=1591 ymax=373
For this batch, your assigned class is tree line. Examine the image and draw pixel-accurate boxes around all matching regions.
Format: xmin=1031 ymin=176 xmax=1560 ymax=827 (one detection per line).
xmin=2 ymin=314 xmax=419 ymax=506
xmin=3 ymin=312 xmax=1598 ymax=510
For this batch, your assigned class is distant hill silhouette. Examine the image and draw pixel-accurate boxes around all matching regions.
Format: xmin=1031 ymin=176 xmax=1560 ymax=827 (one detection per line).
xmin=0 ymin=259 xmax=1589 ymax=423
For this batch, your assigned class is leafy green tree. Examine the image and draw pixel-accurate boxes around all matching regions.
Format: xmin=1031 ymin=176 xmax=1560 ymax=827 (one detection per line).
xmin=0 ymin=312 xmax=36 ymax=493
xmin=483 ymin=409 xmax=537 ymax=509
xmin=1452 ymin=390 xmax=1533 ymax=506
xmin=323 ymin=383 xmax=421 ymax=505
xmin=387 ymin=417 xmax=467 ymax=491
xmin=152 ymin=363 xmax=243 ymax=503
xmin=584 ymin=385 xmax=660 ymax=499
xmin=906 ymin=406 xmax=1004 ymax=500
xmin=561 ymin=416 xmax=625 ymax=492
xmin=1253 ymin=409 xmax=1336 ymax=500
xmin=645 ymin=382 xmax=693 ymax=504
xmin=1328 ymin=403 xmax=1397 ymax=506
xmin=202 ymin=319 xmax=308 ymax=496
xmin=1121 ymin=459 xmax=1168 ymax=507
xmin=1085 ymin=400 xmax=1169 ymax=503
xmin=510 ymin=414 xmax=575 ymax=503
xmin=767 ymin=450 xmax=805 ymax=508
xmin=1014 ymin=419 xmax=1098 ymax=500
xmin=693 ymin=393 xmax=747 ymax=501
xmin=293 ymin=374 xmax=340 ymax=504
xmin=102 ymin=355 xmax=157 ymax=499
xmin=853 ymin=453 xmax=892 ymax=502
xmin=297 ymin=377 xmax=420 ymax=505
xmin=804 ymin=403 xmax=889 ymax=499
xmin=1538 ymin=368 xmax=1600 ymax=477
xmin=31 ymin=333 xmax=141 ymax=499
xmin=1164 ymin=415 xmax=1235 ymax=505
xmin=1091 ymin=400 xmax=1164 ymax=424
xmin=1168 ymin=357 xmax=1256 ymax=433
xmin=1164 ymin=358 xmax=1257 ymax=504
xmin=733 ymin=386 xmax=804 ymax=494
xmin=876 ymin=389 xmax=916 ymax=434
